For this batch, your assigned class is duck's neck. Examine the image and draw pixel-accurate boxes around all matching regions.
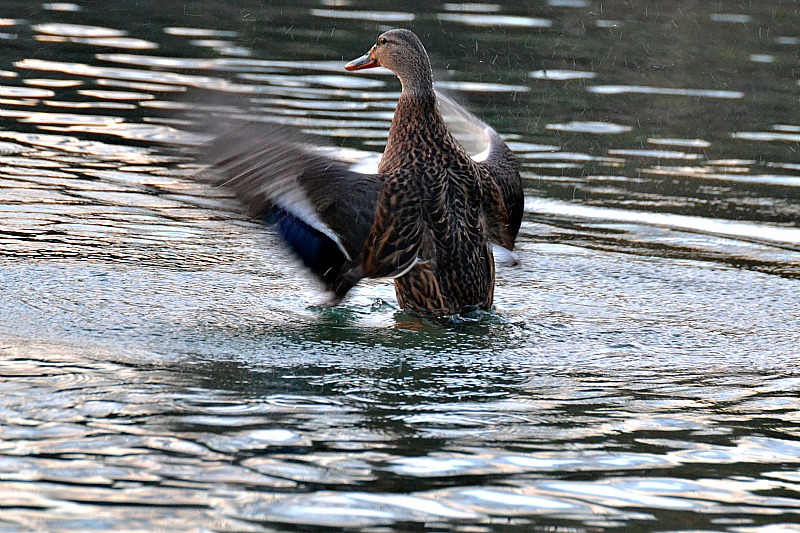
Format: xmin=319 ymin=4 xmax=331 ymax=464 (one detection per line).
xmin=379 ymin=76 xmax=449 ymax=174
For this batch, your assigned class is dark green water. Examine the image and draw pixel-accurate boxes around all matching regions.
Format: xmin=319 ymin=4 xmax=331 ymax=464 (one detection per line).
xmin=1 ymin=1 xmax=799 ymax=531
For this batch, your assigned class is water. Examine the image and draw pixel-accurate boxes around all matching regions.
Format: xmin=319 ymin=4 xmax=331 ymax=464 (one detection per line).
xmin=1 ymin=1 xmax=799 ymax=531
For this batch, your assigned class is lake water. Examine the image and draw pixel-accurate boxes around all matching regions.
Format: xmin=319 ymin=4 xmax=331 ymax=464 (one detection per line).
xmin=1 ymin=1 xmax=799 ymax=531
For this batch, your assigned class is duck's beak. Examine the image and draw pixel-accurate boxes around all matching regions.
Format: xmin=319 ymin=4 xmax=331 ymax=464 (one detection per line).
xmin=344 ymin=46 xmax=380 ymax=71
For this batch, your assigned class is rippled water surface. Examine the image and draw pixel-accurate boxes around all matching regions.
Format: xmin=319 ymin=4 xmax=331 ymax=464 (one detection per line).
xmin=1 ymin=1 xmax=799 ymax=531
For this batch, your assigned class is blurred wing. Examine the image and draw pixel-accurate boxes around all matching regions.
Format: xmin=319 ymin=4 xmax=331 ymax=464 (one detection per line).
xmin=437 ymin=90 xmax=524 ymax=250
xmin=202 ymin=123 xmax=383 ymax=299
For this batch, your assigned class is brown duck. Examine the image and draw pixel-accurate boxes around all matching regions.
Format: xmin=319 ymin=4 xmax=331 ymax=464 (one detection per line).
xmin=206 ymin=29 xmax=523 ymax=315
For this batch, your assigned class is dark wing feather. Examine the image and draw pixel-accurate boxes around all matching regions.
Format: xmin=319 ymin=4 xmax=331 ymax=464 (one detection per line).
xmin=202 ymin=122 xmax=383 ymax=300
xmin=437 ymin=91 xmax=524 ymax=249
xmin=479 ymin=136 xmax=524 ymax=248
xmin=265 ymin=207 xmax=347 ymax=288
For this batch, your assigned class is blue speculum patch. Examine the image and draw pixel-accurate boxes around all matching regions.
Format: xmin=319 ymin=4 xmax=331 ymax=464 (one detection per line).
xmin=265 ymin=207 xmax=346 ymax=285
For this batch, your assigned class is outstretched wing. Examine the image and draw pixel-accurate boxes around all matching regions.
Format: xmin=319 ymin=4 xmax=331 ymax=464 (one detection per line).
xmin=202 ymin=122 xmax=383 ymax=301
xmin=437 ymin=91 xmax=524 ymax=250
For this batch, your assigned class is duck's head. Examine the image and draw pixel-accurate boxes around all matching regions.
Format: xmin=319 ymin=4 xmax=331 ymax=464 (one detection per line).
xmin=345 ymin=29 xmax=433 ymax=93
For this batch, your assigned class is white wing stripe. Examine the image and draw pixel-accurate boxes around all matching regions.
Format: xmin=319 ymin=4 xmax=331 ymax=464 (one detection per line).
xmin=271 ymin=187 xmax=353 ymax=262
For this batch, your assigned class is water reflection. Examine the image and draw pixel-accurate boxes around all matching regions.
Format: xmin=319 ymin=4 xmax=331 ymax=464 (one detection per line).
xmin=437 ymin=13 xmax=552 ymax=27
xmin=588 ymin=85 xmax=744 ymax=99
xmin=1 ymin=0 xmax=800 ymax=531
xmin=310 ymin=9 xmax=416 ymax=22
xmin=3 ymin=338 xmax=800 ymax=530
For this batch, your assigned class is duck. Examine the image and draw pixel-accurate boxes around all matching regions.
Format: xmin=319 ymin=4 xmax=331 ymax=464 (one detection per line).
xmin=204 ymin=29 xmax=523 ymax=315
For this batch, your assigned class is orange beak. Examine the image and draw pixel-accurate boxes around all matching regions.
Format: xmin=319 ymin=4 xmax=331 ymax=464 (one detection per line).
xmin=344 ymin=46 xmax=380 ymax=71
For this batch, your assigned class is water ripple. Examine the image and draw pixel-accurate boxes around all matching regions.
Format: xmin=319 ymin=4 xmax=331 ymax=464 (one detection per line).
xmin=531 ymin=69 xmax=597 ymax=80
xmin=15 ymin=59 xmax=249 ymax=92
xmin=546 ymin=121 xmax=633 ymax=134
xmin=589 ymin=85 xmax=745 ymax=99
xmin=32 ymin=23 xmax=125 ymax=39
xmin=0 ymin=85 xmax=54 ymax=98
xmin=438 ymin=13 xmax=552 ymax=27
xmin=309 ymin=9 xmax=415 ymax=22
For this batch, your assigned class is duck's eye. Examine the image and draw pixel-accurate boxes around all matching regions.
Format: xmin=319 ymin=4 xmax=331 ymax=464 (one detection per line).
xmin=379 ymin=37 xmax=388 ymax=45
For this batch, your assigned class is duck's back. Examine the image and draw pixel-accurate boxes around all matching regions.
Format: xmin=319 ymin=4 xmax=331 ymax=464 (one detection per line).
xmin=364 ymin=91 xmax=503 ymax=314
xmin=371 ymin=140 xmax=495 ymax=314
